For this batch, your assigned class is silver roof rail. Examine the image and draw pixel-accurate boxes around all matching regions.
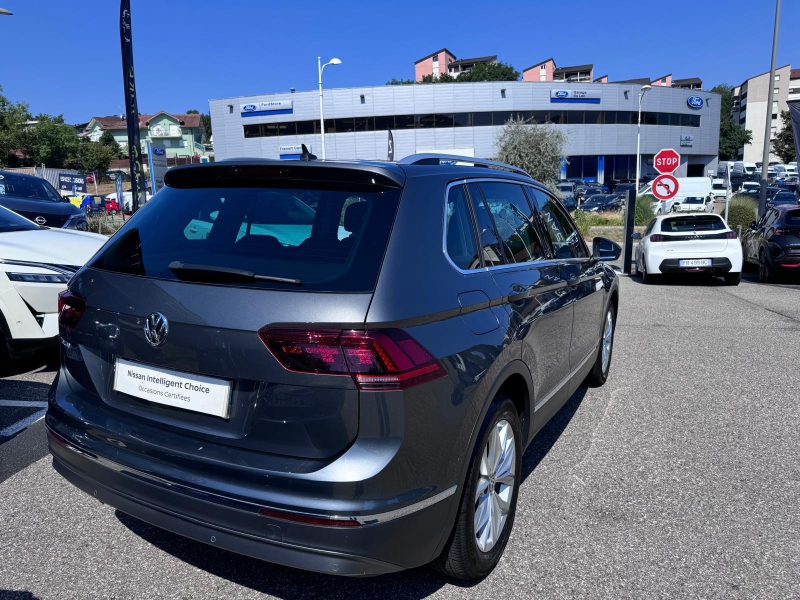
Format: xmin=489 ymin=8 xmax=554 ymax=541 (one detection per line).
xmin=397 ymin=153 xmax=532 ymax=179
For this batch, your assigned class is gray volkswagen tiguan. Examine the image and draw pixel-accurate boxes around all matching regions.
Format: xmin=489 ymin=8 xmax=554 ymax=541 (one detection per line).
xmin=47 ymin=155 xmax=621 ymax=580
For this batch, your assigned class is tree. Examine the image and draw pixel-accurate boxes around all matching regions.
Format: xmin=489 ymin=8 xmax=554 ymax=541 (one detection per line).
xmin=0 ymin=84 xmax=31 ymax=166
xmin=98 ymin=130 xmax=123 ymax=157
xmin=73 ymin=138 xmax=117 ymax=172
xmin=200 ymin=113 xmax=212 ymax=144
xmin=391 ymin=61 xmax=521 ymax=86
xmin=186 ymin=109 xmax=200 ymax=114
xmin=773 ymin=110 xmax=796 ymax=164
xmin=386 ymin=78 xmax=415 ymax=85
xmin=711 ymin=84 xmax=753 ymax=160
xmin=19 ymin=114 xmax=79 ymax=167
xmin=495 ymin=117 xmax=568 ymax=185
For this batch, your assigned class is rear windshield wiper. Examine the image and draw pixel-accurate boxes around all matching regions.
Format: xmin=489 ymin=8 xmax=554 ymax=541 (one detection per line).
xmin=168 ymin=261 xmax=302 ymax=286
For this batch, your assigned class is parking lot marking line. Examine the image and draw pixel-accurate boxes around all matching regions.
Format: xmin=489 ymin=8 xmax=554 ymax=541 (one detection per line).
xmin=0 ymin=400 xmax=49 ymax=408
xmin=0 ymin=409 xmax=47 ymax=437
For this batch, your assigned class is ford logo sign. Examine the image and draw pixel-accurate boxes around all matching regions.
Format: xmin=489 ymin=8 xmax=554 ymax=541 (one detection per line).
xmin=152 ymin=147 xmax=165 ymax=156
xmin=687 ymin=96 xmax=704 ymax=109
xmin=242 ymin=104 xmax=257 ymax=112
xmin=554 ymin=91 xmax=569 ymax=98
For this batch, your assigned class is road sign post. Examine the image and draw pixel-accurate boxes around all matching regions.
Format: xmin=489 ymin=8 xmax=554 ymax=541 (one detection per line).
xmin=652 ymin=149 xmax=681 ymax=214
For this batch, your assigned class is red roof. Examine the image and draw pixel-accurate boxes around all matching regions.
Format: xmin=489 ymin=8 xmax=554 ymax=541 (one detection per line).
xmin=88 ymin=112 xmax=202 ymax=130
xmin=791 ymin=69 xmax=800 ymax=80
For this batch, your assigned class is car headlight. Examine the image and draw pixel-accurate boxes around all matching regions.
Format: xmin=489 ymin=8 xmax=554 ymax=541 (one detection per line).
xmin=6 ymin=272 xmax=71 ymax=284
xmin=64 ymin=214 xmax=89 ymax=231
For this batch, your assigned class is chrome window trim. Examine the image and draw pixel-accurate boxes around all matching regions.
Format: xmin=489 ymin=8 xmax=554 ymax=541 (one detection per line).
xmin=442 ymin=178 xmax=563 ymax=276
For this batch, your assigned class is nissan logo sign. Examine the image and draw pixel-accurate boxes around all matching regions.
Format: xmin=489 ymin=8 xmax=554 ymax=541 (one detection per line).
xmin=34 ymin=216 xmax=46 ymax=225
xmin=554 ymin=91 xmax=569 ymax=98
xmin=242 ymin=104 xmax=257 ymax=112
xmin=687 ymin=96 xmax=704 ymax=109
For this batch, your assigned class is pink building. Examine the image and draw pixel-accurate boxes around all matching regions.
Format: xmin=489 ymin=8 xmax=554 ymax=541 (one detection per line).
xmin=414 ymin=48 xmax=456 ymax=82
xmin=523 ymin=60 xmax=593 ymax=82
xmin=522 ymin=58 xmax=556 ymax=82
xmin=651 ymin=74 xmax=673 ymax=87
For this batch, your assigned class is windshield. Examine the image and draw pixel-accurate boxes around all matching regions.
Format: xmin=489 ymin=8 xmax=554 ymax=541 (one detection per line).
xmin=712 ymin=184 xmax=726 ymax=190
xmin=0 ymin=173 xmax=63 ymax=202
xmin=89 ymin=183 xmax=402 ymax=292
xmin=772 ymin=194 xmax=796 ymax=204
xmin=585 ymin=195 xmax=605 ymax=203
xmin=744 ymin=167 xmax=756 ymax=173
xmin=662 ymin=216 xmax=725 ymax=232
xmin=0 ymin=206 xmax=40 ymax=232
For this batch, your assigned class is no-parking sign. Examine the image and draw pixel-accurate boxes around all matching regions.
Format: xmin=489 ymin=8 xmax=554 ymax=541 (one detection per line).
xmin=652 ymin=174 xmax=679 ymax=200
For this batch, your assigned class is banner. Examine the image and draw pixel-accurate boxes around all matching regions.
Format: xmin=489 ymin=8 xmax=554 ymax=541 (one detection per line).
xmin=147 ymin=142 xmax=168 ymax=194
xmin=387 ymin=130 xmax=394 ymax=161
xmin=115 ymin=173 xmax=123 ymax=208
xmin=58 ymin=173 xmax=86 ymax=193
xmin=788 ymin=100 xmax=800 ymax=165
xmin=120 ymin=0 xmax=146 ymax=212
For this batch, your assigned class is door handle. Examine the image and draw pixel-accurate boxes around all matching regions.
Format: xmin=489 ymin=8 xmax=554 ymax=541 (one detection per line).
xmin=567 ymin=274 xmax=580 ymax=287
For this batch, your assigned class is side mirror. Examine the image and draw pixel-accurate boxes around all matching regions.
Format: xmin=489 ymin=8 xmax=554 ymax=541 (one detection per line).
xmin=631 ymin=232 xmax=642 ymax=240
xmin=593 ymin=237 xmax=622 ymax=261
xmin=749 ymin=221 xmax=757 ymax=229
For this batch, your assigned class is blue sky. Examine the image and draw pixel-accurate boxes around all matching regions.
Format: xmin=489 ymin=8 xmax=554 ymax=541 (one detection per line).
xmin=0 ymin=0 xmax=798 ymax=123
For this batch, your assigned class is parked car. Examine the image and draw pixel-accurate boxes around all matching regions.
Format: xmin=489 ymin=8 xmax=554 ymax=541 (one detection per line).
xmin=674 ymin=196 xmax=712 ymax=212
xmin=782 ymin=176 xmax=799 ymax=192
xmin=639 ymin=177 xmax=713 ymax=214
xmin=555 ymin=182 xmax=576 ymax=198
xmin=0 ymin=205 xmax=106 ymax=358
xmin=47 ymin=156 xmax=622 ymax=581
xmin=560 ymin=194 xmax=578 ymax=211
xmin=710 ymin=179 xmax=729 ymax=200
xmin=741 ymin=182 xmax=761 ymax=196
xmin=741 ymin=205 xmax=800 ymax=282
xmin=768 ymin=191 xmax=798 ymax=206
xmin=0 ymin=170 xmax=89 ymax=230
xmin=632 ymin=213 xmax=742 ymax=285
xmin=580 ymin=194 xmax=622 ymax=212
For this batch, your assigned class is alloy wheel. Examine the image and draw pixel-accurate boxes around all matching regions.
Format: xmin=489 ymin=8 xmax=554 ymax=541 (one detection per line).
xmin=474 ymin=419 xmax=516 ymax=553
xmin=601 ymin=310 xmax=614 ymax=373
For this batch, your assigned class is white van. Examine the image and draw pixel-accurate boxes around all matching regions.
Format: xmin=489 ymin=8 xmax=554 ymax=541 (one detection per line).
xmin=639 ymin=177 xmax=713 ymax=214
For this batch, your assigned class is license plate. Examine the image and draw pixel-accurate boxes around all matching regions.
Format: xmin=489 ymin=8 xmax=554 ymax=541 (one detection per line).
xmin=113 ymin=358 xmax=232 ymax=418
xmin=679 ymin=259 xmax=712 ymax=267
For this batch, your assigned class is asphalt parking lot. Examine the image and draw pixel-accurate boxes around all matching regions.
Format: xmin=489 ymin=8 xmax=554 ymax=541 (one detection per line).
xmin=1 ymin=271 xmax=799 ymax=599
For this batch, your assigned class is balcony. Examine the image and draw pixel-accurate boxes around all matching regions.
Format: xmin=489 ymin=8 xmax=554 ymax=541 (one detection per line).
xmin=149 ymin=125 xmax=182 ymax=138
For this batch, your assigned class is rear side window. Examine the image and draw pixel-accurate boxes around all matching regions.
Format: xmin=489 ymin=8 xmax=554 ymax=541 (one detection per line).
xmin=466 ymin=183 xmax=505 ymax=267
xmin=661 ymin=216 xmax=725 ymax=232
xmin=528 ymin=188 xmax=587 ymax=259
xmin=477 ymin=182 xmax=547 ymax=264
xmin=445 ymin=185 xmax=480 ymax=270
xmin=90 ymin=184 xmax=401 ymax=292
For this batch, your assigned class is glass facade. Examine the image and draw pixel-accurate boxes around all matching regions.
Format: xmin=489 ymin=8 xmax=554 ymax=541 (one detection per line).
xmin=242 ymin=110 xmax=701 ymax=139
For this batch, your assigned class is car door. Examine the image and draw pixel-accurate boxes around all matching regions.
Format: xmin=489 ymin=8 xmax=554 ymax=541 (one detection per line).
xmin=527 ymin=187 xmax=604 ymax=385
xmin=465 ymin=181 xmax=573 ymax=412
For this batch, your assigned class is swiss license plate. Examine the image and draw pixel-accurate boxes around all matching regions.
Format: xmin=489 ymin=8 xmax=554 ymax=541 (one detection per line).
xmin=113 ymin=358 xmax=232 ymax=418
xmin=679 ymin=259 xmax=712 ymax=267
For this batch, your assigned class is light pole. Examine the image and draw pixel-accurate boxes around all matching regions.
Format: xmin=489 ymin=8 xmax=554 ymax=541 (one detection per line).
xmin=635 ymin=84 xmax=652 ymax=196
xmin=318 ymin=56 xmax=341 ymax=160
xmin=758 ymin=0 xmax=781 ymax=217
xmin=0 ymin=8 xmax=13 ymax=15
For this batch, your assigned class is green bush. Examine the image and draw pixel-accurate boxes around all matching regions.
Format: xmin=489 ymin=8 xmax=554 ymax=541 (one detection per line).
xmin=634 ymin=195 xmax=656 ymax=226
xmin=725 ymin=195 xmax=758 ymax=235
xmin=573 ymin=209 xmax=624 ymax=238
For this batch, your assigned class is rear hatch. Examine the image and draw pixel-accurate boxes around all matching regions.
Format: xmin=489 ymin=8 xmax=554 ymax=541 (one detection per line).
xmin=61 ymin=162 xmax=404 ymax=460
xmin=657 ymin=215 xmax=733 ymax=254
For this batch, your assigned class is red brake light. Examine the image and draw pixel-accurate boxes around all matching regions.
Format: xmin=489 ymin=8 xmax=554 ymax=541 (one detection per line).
xmin=725 ymin=231 xmax=738 ymax=239
xmin=774 ymin=228 xmax=797 ymax=236
xmin=650 ymin=234 xmax=665 ymax=242
xmin=58 ymin=290 xmax=86 ymax=330
xmin=258 ymin=328 xmax=447 ymax=391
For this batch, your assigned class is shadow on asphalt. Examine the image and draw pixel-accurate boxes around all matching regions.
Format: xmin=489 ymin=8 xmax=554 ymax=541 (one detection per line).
xmin=0 ymin=592 xmax=41 ymax=600
xmin=0 ymin=349 xmax=58 ymax=378
xmin=115 ymin=387 xmax=588 ymax=598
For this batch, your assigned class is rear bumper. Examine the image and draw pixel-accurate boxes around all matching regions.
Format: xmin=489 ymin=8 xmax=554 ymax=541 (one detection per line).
xmin=657 ymin=257 xmax=733 ymax=275
xmin=48 ymin=426 xmax=456 ymax=576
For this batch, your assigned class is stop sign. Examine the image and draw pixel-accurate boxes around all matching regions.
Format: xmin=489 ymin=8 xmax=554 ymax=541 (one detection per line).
xmin=654 ymin=149 xmax=681 ymax=174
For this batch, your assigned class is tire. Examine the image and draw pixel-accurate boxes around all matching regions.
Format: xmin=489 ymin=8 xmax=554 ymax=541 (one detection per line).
xmin=585 ymin=304 xmax=616 ymax=387
xmin=432 ymin=396 xmax=522 ymax=581
xmin=109 ymin=209 xmax=118 ymax=216
xmin=758 ymin=248 xmax=777 ymax=283
xmin=724 ymin=272 xmax=741 ymax=286
xmin=640 ymin=258 xmax=659 ymax=284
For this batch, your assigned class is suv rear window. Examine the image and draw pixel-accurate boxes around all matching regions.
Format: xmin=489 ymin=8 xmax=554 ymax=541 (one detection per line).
xmin=784 ymin=210 xmax=800 ymax=225
xmin=89 ymin=184 xmax=401 ymax=292
xmin=661 ymin=216 xmax=725 ymax=232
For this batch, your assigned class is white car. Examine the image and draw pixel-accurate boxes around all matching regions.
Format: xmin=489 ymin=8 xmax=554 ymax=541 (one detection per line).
xmin=0 ymin=205 xmax=107 ymax=358
xmin=674 ymin=196 xmax=712 ymax=213
xmin=710 ymin=179 xmax=729 ymax=200
xmin=632 ymin=213 xmax=742 ymax=285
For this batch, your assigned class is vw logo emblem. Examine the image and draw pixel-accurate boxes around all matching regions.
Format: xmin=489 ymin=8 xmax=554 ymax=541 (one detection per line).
xmin=35 ymin=216 xmax=46 ymax=225
xmin=144 ymin=312 xmax=169 ymax=347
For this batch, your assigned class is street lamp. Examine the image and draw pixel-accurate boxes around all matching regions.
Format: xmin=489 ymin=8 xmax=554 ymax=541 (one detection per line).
xmin=0 ymin=8 xmax=13 ymax=15
xmin=318 ymin=56 xmax=341 ymax=160
xmin=635 ymin=84 xmax=652 ymax=196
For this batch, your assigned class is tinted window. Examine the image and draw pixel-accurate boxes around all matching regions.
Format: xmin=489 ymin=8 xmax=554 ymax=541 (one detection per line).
xmin=416 ymin=114 xmax=435 ymax=129
xmin=478 ymin=183 xmax=547 ymax=264
xmin=374 ymin=115 xmax=394 ymax=131
xmin=466 ymin=183 xmax=505 ymax=266
xmin=394 ymin=115 xmax=414 ymax=129
xmin=0 ymin=206 xmax=39 ymax=232
xmin=90 ymin=184 xmax=401 ymax=292
xmin=0 ymin=174 xmax=62 ymax=202
xmin=783 ymin=210 xmax=800 ymax=225
xmin=473 ymin=112 xmax=492 ymax=127
xmin=453 ymin=113 xmax=472 ymax=127
xmin=296 ymin=120 xmax=316 ymax=135
xmin=661 ymin=216 xmax=725 ymax=232
xmin=529 ymin=189 xmax=587 ymax=259
xmin=445 ymin=185 xmax=480 ymax=270
xmin=243 ymin=124 xmax=261 ymax=138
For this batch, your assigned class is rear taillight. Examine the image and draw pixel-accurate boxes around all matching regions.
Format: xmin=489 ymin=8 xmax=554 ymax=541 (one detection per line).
xmin=57 ymin=290 xmax=86 ymax=330
xmin=258 ymin=328 xmax=447 ymax=391
xmin=774 ymin=228 xmax=798 ymax=236
xmin=725 ymin=231 xmax=738 ymax=239
xmin=650 ymin=234 xmax=665 ymax=242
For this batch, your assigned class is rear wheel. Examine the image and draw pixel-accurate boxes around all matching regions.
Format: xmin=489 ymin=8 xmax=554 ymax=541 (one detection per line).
xmin=758 ymin=249 xmax=777 ymax=283
xmin=585 ymin=305 xmax=616 ymax=387
xmin=432 ymin=396 xmax=521 ymax=581
xmin=724 ymin=272 xmax=741 ymax=286
xmin=640 ymin=258 xmax=659 ymax=284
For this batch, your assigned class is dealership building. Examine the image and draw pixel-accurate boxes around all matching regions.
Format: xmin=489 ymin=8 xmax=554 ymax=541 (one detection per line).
xmin=209 ymin=81 xmax=720 ymax=182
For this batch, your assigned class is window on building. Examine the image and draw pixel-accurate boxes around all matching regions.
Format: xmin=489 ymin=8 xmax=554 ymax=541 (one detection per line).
xmin=394 ymin=114 xmax=415 ymax=129
xmin=434 ymin=113 xmax=455 ymax=128
xmin=243 ymin=124 xmax=261 ymax=138
xmin=354 ymin=117 xmax=373 ymax=132
xmin=567 ymin=111 xmax=584 ymax=125
xmin=771 ymin=126 xmax=777 ymax=139
xmin=775 ymin=74 xmax=781 ymax=81
xmin=296 ymin=120 xmax=316 ymax=135
xmin=472 ymin=112 xmax=492 ymax=127
xmin=415 ymin=114 xmax=435 ymax=129
xmin=432 ymin=54 xmax=439 ymax=63
xmin=453 ymin=113 xmax=472 ymax=127
xmin=373 ymin=115 xmax=394 ymax=131
xmin=492 ymin=111 xmax=512 ymax=126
